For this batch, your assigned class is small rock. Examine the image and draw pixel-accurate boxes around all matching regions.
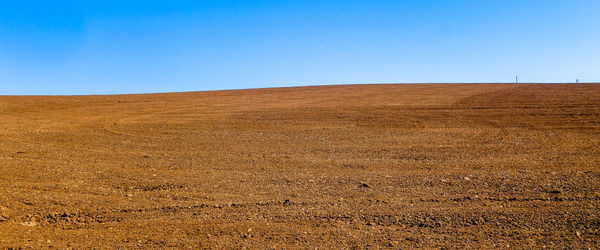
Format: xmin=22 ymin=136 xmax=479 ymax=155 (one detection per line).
xmin=359 ymin=182 xmax=370 ymax=188
xmin=20 ymin=220 xmax=38 ymax=227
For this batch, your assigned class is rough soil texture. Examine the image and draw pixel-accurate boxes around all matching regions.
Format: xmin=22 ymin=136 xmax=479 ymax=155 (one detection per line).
xmin=0 ymin=83 xmax=599 ymax=248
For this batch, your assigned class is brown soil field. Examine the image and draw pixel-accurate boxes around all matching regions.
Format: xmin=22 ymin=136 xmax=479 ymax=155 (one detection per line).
xmin=0 ymin=83 xmax=599 ymax=248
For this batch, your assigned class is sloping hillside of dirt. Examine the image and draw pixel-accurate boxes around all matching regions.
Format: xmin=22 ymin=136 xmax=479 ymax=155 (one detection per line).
xmin=0 ymin=84 xmax=599 ymax=248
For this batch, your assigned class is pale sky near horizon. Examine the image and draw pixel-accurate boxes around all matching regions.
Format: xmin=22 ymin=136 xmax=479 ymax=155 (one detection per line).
xmin=1 ymin=0 xmax=599 ymax=95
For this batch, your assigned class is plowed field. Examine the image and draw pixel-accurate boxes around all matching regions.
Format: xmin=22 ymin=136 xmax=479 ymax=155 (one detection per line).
xmin=1 ymin=84 xmax=599 ymax=248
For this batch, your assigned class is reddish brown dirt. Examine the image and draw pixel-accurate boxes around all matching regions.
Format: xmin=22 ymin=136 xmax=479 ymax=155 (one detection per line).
xmin=0 ymin=83 xmax=599 ymax=248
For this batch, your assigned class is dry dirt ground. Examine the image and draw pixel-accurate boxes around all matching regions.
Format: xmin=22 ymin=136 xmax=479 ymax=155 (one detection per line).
xmin=0 ymin=83 xmax=599 ymax=248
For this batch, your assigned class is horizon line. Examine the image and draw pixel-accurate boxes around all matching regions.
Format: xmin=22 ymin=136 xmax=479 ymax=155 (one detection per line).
xmin=2 ymin=82 xmax=599 ymax=97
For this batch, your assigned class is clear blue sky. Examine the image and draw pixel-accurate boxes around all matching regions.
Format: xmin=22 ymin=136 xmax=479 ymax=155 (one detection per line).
xmin=1 ymin=0 xmax=599 ymax=94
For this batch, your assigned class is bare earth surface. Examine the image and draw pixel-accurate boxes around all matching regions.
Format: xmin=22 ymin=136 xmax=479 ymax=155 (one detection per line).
xmin=0 ymin=83 xmax=599 ymax=248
